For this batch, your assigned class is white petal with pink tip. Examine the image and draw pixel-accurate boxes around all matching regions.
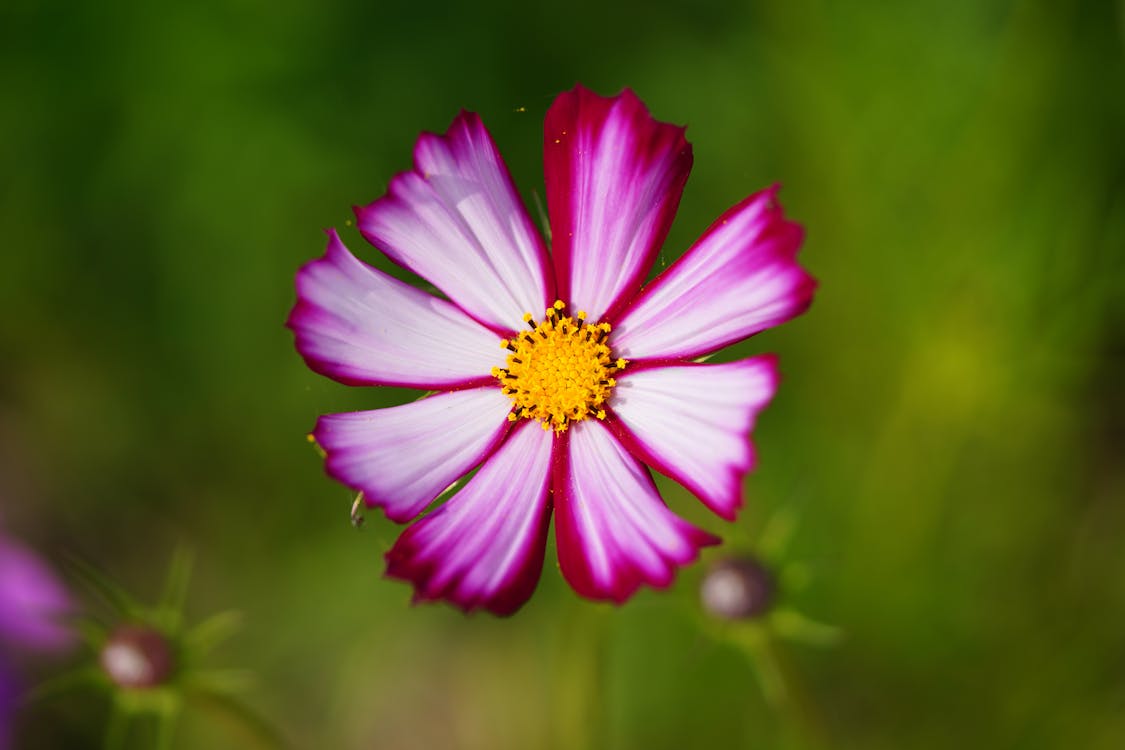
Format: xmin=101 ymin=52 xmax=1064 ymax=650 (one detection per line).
xmin=554 ymin=420 xmax=718 ymax=602
xmin=610 ymin=358 xmax=778 ymax=520
xmin=356 ymin=113 xmax=551 ymax=332
xmin=288 ymin=231 xmax=504 ymax=389
xmin=544 ymin=87 xmax=692 ymax=321
xmin=612 ymin=187 xmax=814 ymax=361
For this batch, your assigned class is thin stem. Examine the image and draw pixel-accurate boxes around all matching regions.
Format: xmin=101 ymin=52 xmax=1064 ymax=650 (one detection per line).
xmin=154 ymin=708 xmax=179 ymax=750
xmin=550 ymin=604 xmax=613 ymax=750
xmin=724 ymin=625 xmax=828 ymax=747
xmin=759 ymin=634 xmax=827 ymax=748
xmin=103 ymin=700 xmax=128 ymax=750
xmin=585 ymin=608 xmax=611 ymax=749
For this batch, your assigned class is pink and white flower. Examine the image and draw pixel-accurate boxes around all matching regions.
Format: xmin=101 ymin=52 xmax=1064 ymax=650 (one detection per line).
xmin=288 ymin=86 xmax=815 ymax=615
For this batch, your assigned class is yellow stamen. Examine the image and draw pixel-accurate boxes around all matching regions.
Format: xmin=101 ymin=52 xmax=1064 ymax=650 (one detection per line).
xmin=493 ymin=300 xmax=625 ymax=433
xmin=306 ymin=433 xmax=326 ymax=458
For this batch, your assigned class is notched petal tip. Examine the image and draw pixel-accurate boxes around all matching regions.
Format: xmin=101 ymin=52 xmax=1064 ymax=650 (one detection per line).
xmin=287 ymin=228 xmax=346 ymax=303
xmin=612 ymin=183 xmax=817 ymax=361
xmin=352 ymin=107 xmax=551 ymax=331
xmin=386 ymin=547 xmax=538 ymax=617
xmin=554 ymin=421 xmax=719 ymax=605
xmin=545 ymin=84 xmax=694 ymax=322
xmin=550 ymin=84 xmax=690 ymax=142
xmin=286 ymin=230 xmax=505 ymax=389
xmin=413 ymin=109 xmax=485 ymax=159
xmin=564 ymin=515 xmax=720 ymax=606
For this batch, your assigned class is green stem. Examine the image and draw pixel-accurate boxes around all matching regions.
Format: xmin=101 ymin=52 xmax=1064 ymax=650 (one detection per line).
xmin=103 ymin=700 xmax=128 ymax=750
xmin=551 ymin=604 xmax=612 ymax=750
xmin=154 ymin=708 xmax=179 ymax=750
xmin=585 ymin=608 xmax=610 ymax=749
xmin=731 ymin=627 xmax=826 ymax=748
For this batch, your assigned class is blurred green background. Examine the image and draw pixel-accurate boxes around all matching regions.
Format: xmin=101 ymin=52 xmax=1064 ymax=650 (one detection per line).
xmin=2 ymin=0 xmax=1124 ymax=747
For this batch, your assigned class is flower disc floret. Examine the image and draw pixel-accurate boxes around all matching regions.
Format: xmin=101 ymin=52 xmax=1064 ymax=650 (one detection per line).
xmin=492 ymin=301 xmax=627 ymax=432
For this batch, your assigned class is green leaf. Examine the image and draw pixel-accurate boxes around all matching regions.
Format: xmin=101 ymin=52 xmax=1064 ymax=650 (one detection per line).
xmin=758 ymin=506 xmax=799 ymax=562
xmin=156 ymin=546 xmax=194 ymax=633
xmin=183 ymin=669 xmax=255 ymax=696
xmin=769 ymin=607 xmax=843 ymax=647
xmin=64 ymin=555 xmax=142 ymax=619
xmin=185 ymin=610 xmax=243 ymax=655
xmin=23 ymin=667 xmax=106 ymax=705
xmin=187 ymin=688 xmax=290 ymax=749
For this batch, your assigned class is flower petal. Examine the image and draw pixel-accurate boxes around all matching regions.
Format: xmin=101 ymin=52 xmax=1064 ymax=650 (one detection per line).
xmin=287 ymin=230 xmax=504 ymax=389
xmin=355 ymin=112 xmax=552 ymax=331
xmin=314 ymin=388 xmax=512 ymax=524
xmin=384 ymin=421 xmax=553 ymax=616
xmin=544 ymin=86 xmax=693 ymax=321
xmin=612 ymin=186 xmax=815 ymax=361
xmin=608 ymin=357 xmax=779 ymax=520
xmin=0 ymin=536 xmax=72 ymax=652
xmin=554 ymin=420 xmax=719 ymax=603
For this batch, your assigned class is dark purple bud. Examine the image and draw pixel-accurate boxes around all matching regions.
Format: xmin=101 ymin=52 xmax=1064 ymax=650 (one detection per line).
xmin=99 ymin=625 xmax=175 ymax=689
xmin=700 ymin=557 xmax=776 ymax=620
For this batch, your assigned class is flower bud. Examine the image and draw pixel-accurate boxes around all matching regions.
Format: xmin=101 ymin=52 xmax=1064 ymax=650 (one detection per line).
xmin=700 ymin=557 xmax=776 ymax=620
xmin=99 ymin=625 xmax=175 ymax=689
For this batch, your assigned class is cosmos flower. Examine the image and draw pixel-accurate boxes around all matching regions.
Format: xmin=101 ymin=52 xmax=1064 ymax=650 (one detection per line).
xmin=0 ymin=532 xmax=72 ymax=748
xmin=0 ymin=535 xmax=72 ymax=652
xmin=288 ymin=86 xmax=815 ymax=615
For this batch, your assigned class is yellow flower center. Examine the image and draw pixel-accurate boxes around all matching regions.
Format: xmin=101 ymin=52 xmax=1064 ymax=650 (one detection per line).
xmin=492 ymin=300 xmax=627 ymax=433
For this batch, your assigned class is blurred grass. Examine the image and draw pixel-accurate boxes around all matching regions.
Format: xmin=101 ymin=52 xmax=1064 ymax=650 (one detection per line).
xmin=1 ymin=0 xmax=1123 ymax=747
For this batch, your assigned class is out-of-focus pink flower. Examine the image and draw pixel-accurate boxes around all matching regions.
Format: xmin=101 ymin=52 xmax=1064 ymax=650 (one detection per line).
xmin=289 ymin=86 xmax=816 ymax=615
xmin=0 ymin=532 xmax=71 ymax=749
xmin=0 ymin=536 xmax=72 ymax=653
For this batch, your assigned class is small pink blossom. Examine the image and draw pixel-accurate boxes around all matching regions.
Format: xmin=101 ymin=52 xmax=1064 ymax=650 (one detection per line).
xmin=289 ymin=86 xmax=815 ymax=615
xmin=0 ymin=535 xmax=71 ymax=653
xmin=0 ymin=532 xmax=71 ymax=749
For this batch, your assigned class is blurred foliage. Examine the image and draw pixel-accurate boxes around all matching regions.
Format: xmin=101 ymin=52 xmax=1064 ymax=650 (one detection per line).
xmin=33 ymin=549 xmax=278 ymax=749
xmin=1 ymin=0 xmax=1123 ymax=747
